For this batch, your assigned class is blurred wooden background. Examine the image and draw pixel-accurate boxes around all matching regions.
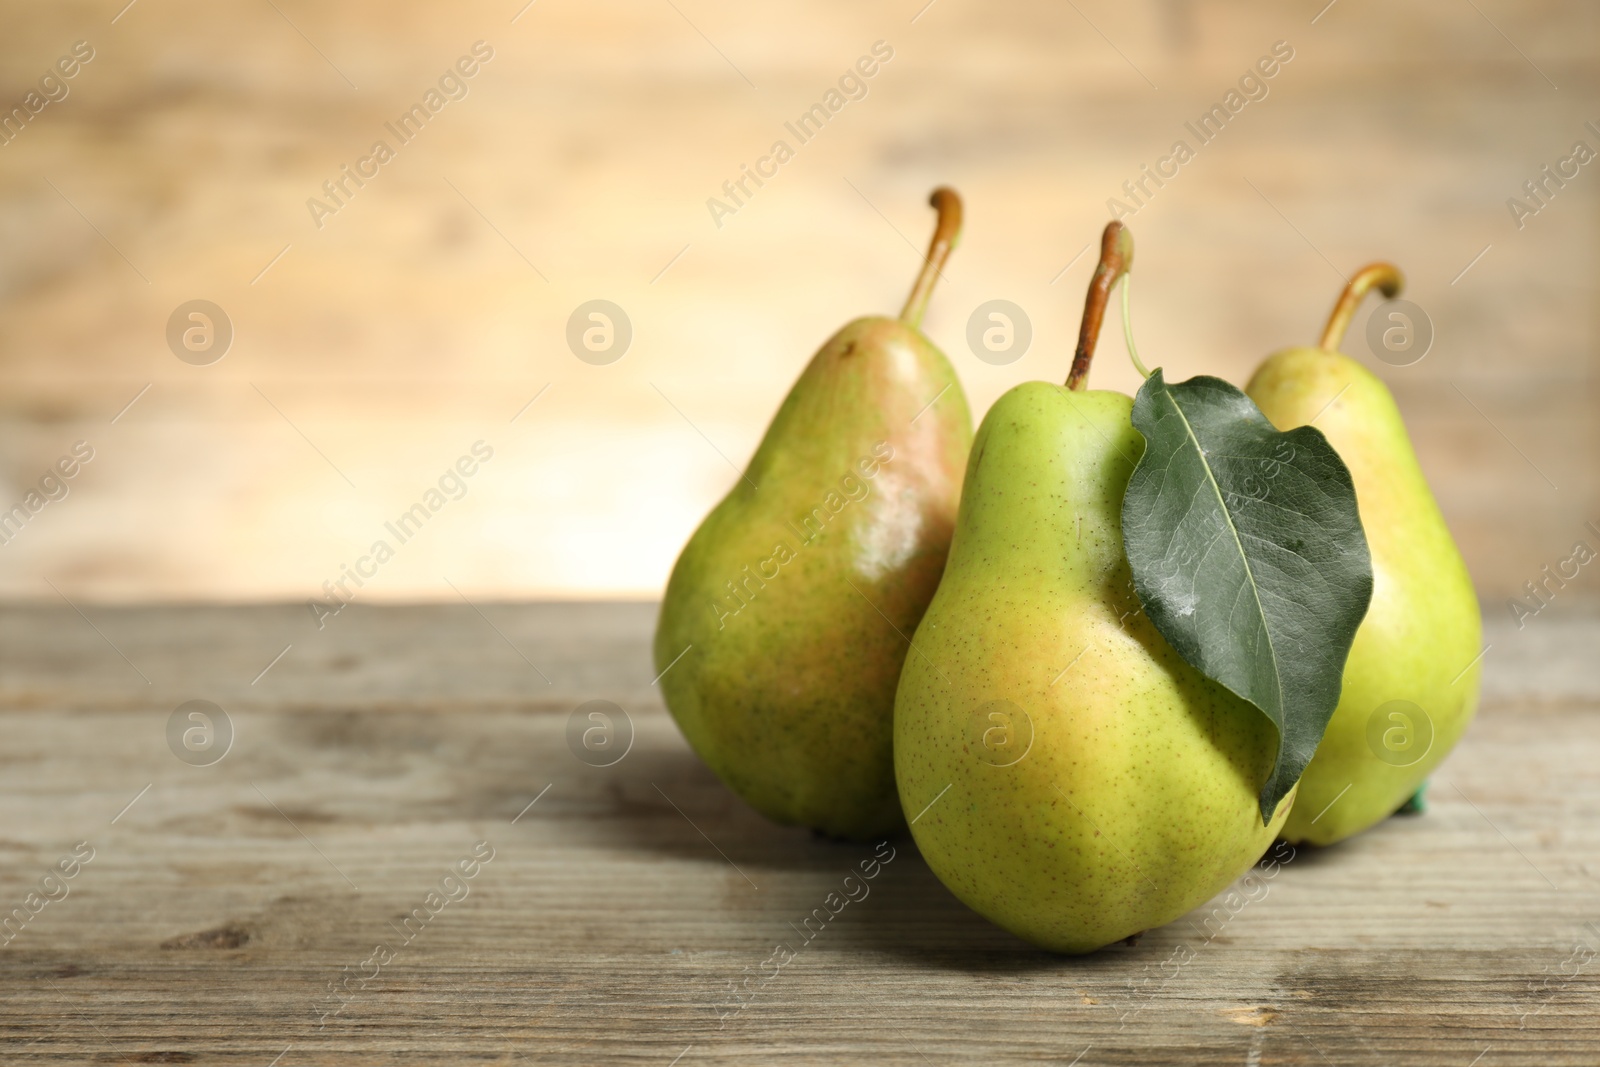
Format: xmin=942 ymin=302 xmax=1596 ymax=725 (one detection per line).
xmin=0 ymin=0 xmax=1592 ymax=605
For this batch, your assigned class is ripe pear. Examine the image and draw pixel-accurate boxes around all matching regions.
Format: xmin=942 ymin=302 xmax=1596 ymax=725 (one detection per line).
xmin=654 ymin=188 xmax=973 ymax=840
xmin=1246 ymin=265 xmax=1481 ymax=846
xmin=894 ymin=223 xmax=1288 ymax=953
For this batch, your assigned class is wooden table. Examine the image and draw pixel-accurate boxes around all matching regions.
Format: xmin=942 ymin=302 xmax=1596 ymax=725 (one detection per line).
xmin=1 ymin=603 xmax=1596 ymax=1065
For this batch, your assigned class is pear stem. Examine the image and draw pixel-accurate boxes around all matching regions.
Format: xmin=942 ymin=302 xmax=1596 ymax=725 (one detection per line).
xmin=899 ymin=186 xmax=963 ymax=329
xmin=1318 ymin=262 xmax=1404 ymax=351
xmin=1066 ymin=221 xmax=1135 ymax=390
xmin=1120 ymin=275 xmax=1151 ymax=380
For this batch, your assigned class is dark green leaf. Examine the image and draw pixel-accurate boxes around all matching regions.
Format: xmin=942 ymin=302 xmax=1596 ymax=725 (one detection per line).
xmin=1122 ymin=370 xmax=1373 ymax=823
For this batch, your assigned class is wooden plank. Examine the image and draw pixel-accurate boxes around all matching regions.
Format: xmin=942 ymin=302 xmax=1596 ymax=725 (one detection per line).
xmin=0 ymin=604 xmax=1597 ymax=1065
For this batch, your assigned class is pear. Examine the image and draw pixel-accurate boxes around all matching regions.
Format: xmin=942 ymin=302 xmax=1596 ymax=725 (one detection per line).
xmin=654 ymin=188 xmax=973 ymax=840
xmin=1246 ymin=265 xmax=1481 ymax=846
xmin=894 ymin=223 xmax=1288 ymax=953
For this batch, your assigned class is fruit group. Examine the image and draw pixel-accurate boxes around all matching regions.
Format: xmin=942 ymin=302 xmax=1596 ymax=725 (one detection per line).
xmin=654 ymin=188 xmax=973 ymax=840
xmin=894 ymin=223 xmax=1288 ymax=952
xmin=1246 ymin=265 xmax=1482 ymax=846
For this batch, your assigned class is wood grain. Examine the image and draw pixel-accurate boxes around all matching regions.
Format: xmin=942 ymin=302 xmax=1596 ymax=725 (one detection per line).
xmin=0 ymin=603 xmax=1597 ymax=1064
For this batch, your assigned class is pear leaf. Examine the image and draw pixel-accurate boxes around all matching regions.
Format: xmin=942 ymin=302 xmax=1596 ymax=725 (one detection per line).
xmin=1122 ymin=370 xmax=1373 ymax=823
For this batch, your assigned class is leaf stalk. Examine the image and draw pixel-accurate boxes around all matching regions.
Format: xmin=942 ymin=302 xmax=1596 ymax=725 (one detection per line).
xmin=1120 ymin=275 xmax=1151 ymax=381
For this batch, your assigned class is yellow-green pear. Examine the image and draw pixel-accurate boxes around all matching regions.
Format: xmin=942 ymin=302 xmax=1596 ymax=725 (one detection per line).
xmin=894 ymin=223 xmax=1288 ymax=953
xmin=1246 ymin=265 xmax=1481 ymax=846
xmin=654 ymin=188 xmax=973 ymax=840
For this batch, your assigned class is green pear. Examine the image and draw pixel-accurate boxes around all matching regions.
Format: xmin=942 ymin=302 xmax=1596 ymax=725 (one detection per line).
xmin=654 ymin=188 xmax=973 ymax=840
xmin=894 ymin=224 xmax=1288 ymax=953
xmin=1246 ymin=265 xmax=1481 ymax=846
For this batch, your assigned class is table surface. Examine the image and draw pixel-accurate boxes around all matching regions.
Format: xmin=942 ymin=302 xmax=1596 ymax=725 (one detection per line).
xmin=1 ymin=602 xmax=1597 ymax=1066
